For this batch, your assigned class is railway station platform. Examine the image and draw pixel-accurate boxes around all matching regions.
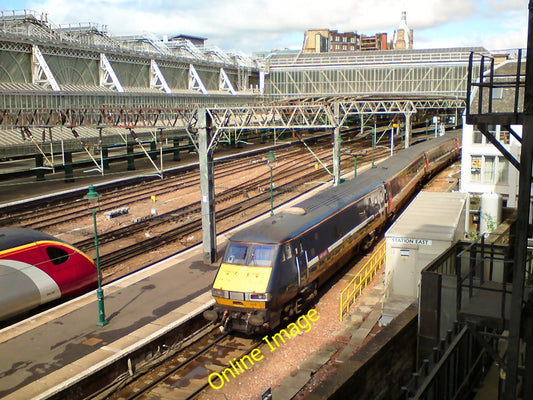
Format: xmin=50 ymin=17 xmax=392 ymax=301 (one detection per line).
xmin=0 ymin=234 xmax=220 ymax=399
xmin=0 ymin=132 xmax=401 ymax=399
xmin=0 ymin=162 xmax=354 ymax=399
xmin=0 ymin=148 xmax=345 ymax=399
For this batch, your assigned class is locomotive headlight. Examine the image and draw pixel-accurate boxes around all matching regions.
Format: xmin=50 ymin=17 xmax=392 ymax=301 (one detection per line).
xmin=212 ymin=288 xmax=228 ymax=298
xmin=248 ymin=293 xmax=271 ymax=301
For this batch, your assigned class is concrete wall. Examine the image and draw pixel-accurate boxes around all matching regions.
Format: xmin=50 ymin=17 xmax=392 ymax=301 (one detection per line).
xmin=304 ymin=303 xmax=417 ymax=400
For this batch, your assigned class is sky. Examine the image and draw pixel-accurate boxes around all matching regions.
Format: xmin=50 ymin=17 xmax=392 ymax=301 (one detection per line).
xmin=0 ymin=0 xmax=528 ymax=55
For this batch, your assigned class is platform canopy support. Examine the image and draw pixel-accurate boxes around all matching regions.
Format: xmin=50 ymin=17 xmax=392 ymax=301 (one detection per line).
xmin=150 ymin=60 xmax=171 ymax=94
xmin=332 ymin=102 xmax=342 ymax=185
xmin=189 ymin=64 xmax=208 ymax=95
xmin=128 ymin=129 xmax=163 ymax=179
xmin=404 ymin=112 xmax=412 ymax=148
xmin=198 ymin=109 xmax=217 ymax=264
xmin=219 ymin=68 xmax=236 ymax=95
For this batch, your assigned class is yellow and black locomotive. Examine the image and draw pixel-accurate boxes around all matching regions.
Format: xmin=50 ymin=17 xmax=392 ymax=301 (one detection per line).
xmin=204 ymin=133 xmax=460 ymax=333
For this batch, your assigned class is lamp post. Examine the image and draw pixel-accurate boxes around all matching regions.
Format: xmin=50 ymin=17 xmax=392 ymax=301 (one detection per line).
xmin=84 ymin=185 xmax=108 ymax=327
xmin=267 ymin=151 xmax=276 ymax=216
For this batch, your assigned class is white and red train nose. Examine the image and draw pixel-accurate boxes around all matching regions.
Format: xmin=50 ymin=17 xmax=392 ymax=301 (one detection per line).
xmin=0 ymin=228 xmax=97 ymax=322
xmin=0 ymin=259 xmax=61 ymax=320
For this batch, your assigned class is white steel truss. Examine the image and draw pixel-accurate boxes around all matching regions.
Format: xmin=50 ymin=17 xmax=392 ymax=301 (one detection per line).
xmin=31 ymin=45 xmax=60 ymax=91
xmin=189 ymin=64 xmax=208 ymax=94
xmin=3 ymin=97 xmax=464 ymax=135
xmin=150 ymin=59 xmax=171 ymax=94
xmin=219 ymin=68 xmax=236 ymax=95
xmin=100 ymin=53 xmax=124 ymax=93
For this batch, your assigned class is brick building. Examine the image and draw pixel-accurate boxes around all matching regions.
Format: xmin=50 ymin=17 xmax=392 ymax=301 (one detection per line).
xmin=302 ymin=29 xmax=388 ymax=53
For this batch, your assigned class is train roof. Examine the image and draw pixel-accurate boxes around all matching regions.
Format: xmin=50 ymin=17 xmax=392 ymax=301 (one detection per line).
xmin=0 ymin=228 xmax=64 ymax=252
xmin=230 ymin=132 xmax=460 ymax=245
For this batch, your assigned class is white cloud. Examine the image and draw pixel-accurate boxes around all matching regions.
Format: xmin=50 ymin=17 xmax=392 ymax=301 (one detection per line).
xmin=21 ymin=0 xmax=529 ymax=53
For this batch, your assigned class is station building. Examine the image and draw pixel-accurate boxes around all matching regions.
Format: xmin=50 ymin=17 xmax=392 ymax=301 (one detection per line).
xmin=459 ymin=56 xmax=525 ymax=233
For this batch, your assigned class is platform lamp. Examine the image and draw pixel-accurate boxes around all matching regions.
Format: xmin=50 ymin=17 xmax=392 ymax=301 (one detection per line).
xmin=267 ymin=151 xmax=276 ymax=216
xmin=84 ymin=185 xmax=108 ymax=327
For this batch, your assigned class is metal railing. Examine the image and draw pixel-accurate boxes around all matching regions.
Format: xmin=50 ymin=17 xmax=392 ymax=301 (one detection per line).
xmin=400 ymin=322 xmax=490 ymax=400
xmin=456 ymin=238 xmax=514 ymax=330
xmin=466 ymin=50 xmax=526 ymax=120
xmin=339 ymin=240 xmax=385 ymax=321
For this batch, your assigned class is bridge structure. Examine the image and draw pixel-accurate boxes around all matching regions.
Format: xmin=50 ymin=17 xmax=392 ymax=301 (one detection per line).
xmin=0 ymin=9 xmax=486 ymax=261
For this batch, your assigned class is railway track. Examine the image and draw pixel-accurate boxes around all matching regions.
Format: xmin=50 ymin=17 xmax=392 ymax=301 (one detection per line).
xmin=1 ymin=133 xmax=390 ymax=280
xmin=0 ymin=140 xmax=329 ymax=230
xmin=86 ymin=144 xmax=391 ymax=271
xmin=0 ymin=129 xmax=433 ymax=281
xmin=104 ymin=325 xmax=260 ymax=400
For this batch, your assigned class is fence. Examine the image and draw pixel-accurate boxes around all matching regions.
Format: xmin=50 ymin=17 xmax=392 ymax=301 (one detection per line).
xmin=339 ymin=240 xmax=386 ymax=321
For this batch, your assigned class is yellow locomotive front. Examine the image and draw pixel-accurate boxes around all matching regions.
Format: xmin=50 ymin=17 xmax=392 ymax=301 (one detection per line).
xmin=204 ymin=242 xmax=280 ymax=333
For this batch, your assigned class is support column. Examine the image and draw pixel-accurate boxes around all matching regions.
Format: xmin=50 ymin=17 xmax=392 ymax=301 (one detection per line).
xmin=404 ymin=113 xmax=412 ymax=149
xmin=34 ymin=154 xmax=45 ymax=181
xmin=505 ymin=3 xmax=533 ymax=394
xmin=505 ymin=115 xmax=533 ymax=399
xmin=101 ymin=146 xmax=110 ymax=170
xmin=126 ymin=143 xmax=135 ymax=170
xmin=199 ymin=109 xmax=217 ymax=264
xmin=64 ymin=152 xmax=74 ymax=183
xmin=333 ymin=102 xmax=342 ymax=186
xmin=173 ymin=137 xmax=181 ymax=161
xmin=149 ymin=141 xmax=157 ymax=161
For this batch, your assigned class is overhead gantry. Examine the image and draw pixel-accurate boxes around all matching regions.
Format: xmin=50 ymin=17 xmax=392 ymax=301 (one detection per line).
xmin=0 ymin=93 xmax=463 ymax=262
xmin=183 ymin=96 xmax=464 ymax=263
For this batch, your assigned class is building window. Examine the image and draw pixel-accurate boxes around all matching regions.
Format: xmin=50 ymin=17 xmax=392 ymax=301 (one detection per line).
xmin=499 ymin=129 xmax=510 ymax=144
xmin=471 ymin=156 xmax=481 ymax=182
xmin=473 ymin=124 xmax=498 ymax=144
xmin=471 ymin=155 xmax=509 ymax=184
xmin=484 ymin=156 xmax=495 ymax=183
xmin=497 ymin=157 xmax=509 ymax=184
xmin=473 ymin=130 xmax=482 ymax=144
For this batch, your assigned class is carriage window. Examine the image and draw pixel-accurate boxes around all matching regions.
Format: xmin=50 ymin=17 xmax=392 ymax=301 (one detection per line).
xmin=251 ymin=246 xmax=274 ymax=267
xmin=225 ymin=244 xmax=248 ymax=265
xmin=46 ymin=246 xmax=69 ymax=265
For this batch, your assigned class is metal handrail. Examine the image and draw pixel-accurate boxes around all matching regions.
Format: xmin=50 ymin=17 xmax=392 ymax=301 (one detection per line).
xmin=339 ymin=240 xmax=386 ymax=321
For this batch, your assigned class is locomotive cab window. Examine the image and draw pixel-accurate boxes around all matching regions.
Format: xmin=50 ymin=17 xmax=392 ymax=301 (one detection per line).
xmin=225 ymin=244 xmax=248 ymax=265
xmin=225 ymin=243 xmax=275 ymax=267
xmin=250 ymin=245 xmax=275 ymax=267
xmin=46 ymin=246 xmax=69 ymax=265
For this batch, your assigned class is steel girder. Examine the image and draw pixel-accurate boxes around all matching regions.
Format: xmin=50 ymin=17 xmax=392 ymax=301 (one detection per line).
xmin=0 ymin=97 xmax=464 ymax=132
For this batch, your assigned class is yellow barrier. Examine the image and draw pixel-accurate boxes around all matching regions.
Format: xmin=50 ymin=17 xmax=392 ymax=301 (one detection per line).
xmin=339 ymin=241 xmax=386 ymax=322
